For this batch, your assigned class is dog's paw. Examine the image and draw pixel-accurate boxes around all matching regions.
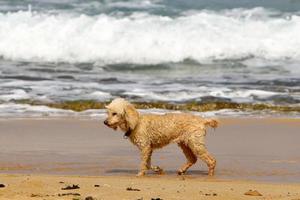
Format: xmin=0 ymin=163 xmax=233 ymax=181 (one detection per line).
xmin=151 ymin=166 xmax=164 ymax=174
xmin=136 ymin=172 xmax=145 ymax=177
xmin=208 ymin=170 xmax=215 ymax=176
xmin=177 ymin=170 xmax=185 ymax=175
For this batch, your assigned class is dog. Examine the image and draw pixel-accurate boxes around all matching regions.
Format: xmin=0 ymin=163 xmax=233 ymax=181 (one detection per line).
xmin=104 ymin=98 xmax=218 ymax=176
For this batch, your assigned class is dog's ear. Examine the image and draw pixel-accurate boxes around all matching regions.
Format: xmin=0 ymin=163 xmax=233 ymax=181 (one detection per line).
xmin=124 ymin=104 xmax=139 ymax=130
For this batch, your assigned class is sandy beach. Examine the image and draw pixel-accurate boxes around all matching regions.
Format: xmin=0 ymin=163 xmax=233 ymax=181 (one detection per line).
xmin=0 ymin=117 xmax=299 ymax=199
xmin=1 ymin=0 xmax=300 ymax=199
xmin=1 ymin=173 xmax=300 ymax=200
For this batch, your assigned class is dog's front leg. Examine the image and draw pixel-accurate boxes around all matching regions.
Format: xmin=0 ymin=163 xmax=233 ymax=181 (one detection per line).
xmin=137 ymin=146 xmax=152 ymax=177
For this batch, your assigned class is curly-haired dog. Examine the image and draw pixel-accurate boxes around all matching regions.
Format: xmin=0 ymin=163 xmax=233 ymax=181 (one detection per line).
xmin=104 ymin=98 xmax=218 ymax=177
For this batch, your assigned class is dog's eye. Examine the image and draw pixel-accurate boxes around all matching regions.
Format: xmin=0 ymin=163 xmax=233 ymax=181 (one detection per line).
xmin=112 ymin=112 xmax=117 ymax=116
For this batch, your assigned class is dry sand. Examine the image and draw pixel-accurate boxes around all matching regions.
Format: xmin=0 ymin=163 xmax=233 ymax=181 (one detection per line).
xmin=0 ymin=174 xmax=300 ymax=200
xmin=0 ymin=117 xmax=299 ymax=199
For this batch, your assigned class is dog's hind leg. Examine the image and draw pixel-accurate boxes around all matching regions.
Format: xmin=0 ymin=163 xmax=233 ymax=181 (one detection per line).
xmin=189 ymin=136 xmax=216 ymax=176
xmin=177 ymin=142 xmax=197 ymax=175
xmin=199 ymin=152 xmax=216 ymax=176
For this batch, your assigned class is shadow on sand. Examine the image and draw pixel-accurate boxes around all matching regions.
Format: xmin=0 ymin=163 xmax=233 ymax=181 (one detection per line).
xmin=105 ymin=169 xmax=208 ymax=176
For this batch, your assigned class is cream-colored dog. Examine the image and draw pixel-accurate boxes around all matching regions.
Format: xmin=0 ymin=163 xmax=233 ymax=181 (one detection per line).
xmin=104 ymin=98 xmax=218 ymax=176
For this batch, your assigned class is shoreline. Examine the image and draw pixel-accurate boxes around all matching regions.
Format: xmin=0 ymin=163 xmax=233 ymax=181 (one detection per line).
xmin=1 ymin=103 xmax=299 ymax=120
xmin=10 ymin=100 xmax=300 ymax=113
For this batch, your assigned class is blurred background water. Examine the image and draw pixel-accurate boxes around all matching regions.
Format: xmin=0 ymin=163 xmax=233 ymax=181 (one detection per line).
xmin=0 ymin=0 xmax=299 ymax=117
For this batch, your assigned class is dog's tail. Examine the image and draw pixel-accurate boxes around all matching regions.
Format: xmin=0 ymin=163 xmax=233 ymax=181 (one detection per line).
xmin=204 ymin=119 xmax=218 ymax=129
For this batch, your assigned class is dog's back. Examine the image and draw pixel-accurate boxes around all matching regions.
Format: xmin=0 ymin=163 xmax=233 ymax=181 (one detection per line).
xmin=129 ymin=113 xmax=217 ymax=149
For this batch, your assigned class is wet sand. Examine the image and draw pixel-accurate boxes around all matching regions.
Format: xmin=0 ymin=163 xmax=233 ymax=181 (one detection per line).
xmin=0 ymin=117 xmax=299 ymax=183
xmin=0 ymin=117 xmax=300 ymax=199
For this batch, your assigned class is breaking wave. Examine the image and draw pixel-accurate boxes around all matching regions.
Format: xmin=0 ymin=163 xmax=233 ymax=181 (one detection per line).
xmin=1 ymin=8 xmax=300 ymax=64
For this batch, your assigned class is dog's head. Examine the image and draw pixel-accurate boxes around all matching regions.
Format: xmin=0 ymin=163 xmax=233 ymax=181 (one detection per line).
xmin=104 ymin=98 xmax=139 ymax=132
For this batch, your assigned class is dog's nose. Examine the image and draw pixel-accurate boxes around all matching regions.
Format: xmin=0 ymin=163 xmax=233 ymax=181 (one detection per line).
xmin=104 ymin=120 xmax=108 ymax=125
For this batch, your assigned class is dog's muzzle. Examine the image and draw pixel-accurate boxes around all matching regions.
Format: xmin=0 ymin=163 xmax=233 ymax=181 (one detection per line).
xmin=104 ymin=120 xmax=118 ymax=130
xmin=103 ymin=120 xmax=109 ymax=126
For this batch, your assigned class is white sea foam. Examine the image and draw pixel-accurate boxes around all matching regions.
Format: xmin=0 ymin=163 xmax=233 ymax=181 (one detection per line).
xmin=85 ymin=91 xmax=112 ymax=100
xmin=124 ymin=87 xmax=280 ymax=102
xmin=0 ymin=8 xmax=300 ymax=65
xmin=0 ymin=103 xmax=75 ymax=117
xmin=209 ymin=89 xmax=279 ymax=100
xmin=0 ymin=89 xmax=30 ymax=101
xmin=106 ymin=0 xmax=163 ymax=9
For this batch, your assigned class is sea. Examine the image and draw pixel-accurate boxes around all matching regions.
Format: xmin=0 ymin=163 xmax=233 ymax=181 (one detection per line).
xmin=0 ymin=0 xmax=300 ymax=117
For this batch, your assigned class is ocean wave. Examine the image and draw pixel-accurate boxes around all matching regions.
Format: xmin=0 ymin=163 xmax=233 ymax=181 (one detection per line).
xmin=0 ymin=8 xmax=300 ymax=64
xmin=0 ymin=84 xmax=289 ymax=104
xmin=0 ymin=0 xmax=163 ymax=14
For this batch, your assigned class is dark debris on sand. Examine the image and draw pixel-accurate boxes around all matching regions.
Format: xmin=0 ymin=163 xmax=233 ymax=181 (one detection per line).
xmin=0 ymin=184 xmax=5 ymax=188
xmin=244 ymin=189 xmax=263 ymax=196
xmin=31 ymin=194 xmax=49 ymax=197
xmin=85 ymin=196 xmax=97 ymax=200
xmin=58 ymin=193 xmax=81 ymax=196
xmin=61 ymin=184 xmax=80 ymax=190
xmin=126 ymin=187 xmax=141 ymax=191
xmin=200 ymin=191 xmax=218 ymax=196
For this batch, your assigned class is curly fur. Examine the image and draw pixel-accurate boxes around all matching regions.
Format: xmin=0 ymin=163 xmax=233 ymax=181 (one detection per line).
xmin=104 ymin=98 xmax=218 ymax=176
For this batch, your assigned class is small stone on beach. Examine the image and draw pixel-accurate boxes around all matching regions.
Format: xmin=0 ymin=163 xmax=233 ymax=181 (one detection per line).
xmin=244 ymin=190 xmax=263 ymax=196
xmin=94 ymin=184 xmax=100 ymax=187
xmin=0 ymin=184 xmax=5 ymax=188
